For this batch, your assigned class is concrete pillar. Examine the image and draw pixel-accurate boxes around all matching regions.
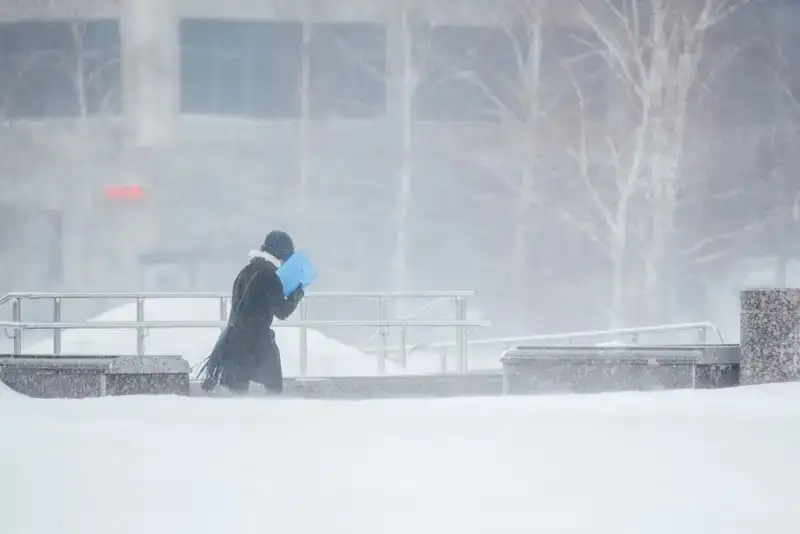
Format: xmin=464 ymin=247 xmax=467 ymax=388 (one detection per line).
xmin=120 ymin=0 xmax=179 ymax=146
xmin=740 ymin=288 xmax=800 ymax=385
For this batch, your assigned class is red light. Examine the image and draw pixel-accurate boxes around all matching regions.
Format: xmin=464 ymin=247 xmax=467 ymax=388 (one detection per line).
xmin=105 ymin=185 xmax=143 ymax=200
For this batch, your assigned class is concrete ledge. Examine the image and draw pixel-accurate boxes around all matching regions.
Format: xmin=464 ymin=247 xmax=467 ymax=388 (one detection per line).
xmin=190 ymin=372 xmax=504 ymax=399
xmin=504 ymin=344 xmax=741 ymax=364
xmin=501 ymin=345 xmax=741 ymax=395
xmin=0 ymin=354 xmax=191 ymax=398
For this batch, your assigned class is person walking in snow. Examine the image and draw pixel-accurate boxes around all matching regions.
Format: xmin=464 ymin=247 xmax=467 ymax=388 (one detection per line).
xmin=199 ymin=230 xmax=305 ymax=395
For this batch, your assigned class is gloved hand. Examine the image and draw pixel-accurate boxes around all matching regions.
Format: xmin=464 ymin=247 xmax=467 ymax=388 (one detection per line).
xmin=289 ymin=285 xmax=305 ymax=303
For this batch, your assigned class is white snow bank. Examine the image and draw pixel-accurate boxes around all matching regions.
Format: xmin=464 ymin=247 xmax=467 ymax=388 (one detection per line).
xmin=0 ymin=380 xmax=26 ymax=400
xmin=2 ymin=384 xmax=800 ymax=534
xmin=24 ymin=298 xmax=389 ymax=377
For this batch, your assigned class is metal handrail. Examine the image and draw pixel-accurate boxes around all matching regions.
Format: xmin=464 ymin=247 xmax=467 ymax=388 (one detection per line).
xmin=2 ymin=319 xmax=490 ymax=376
xmin=356 ymin=297 xmax=453 ymax=351
xmin=459 ymin=322 xmax=724 ymax=345
xmin=0 ymin=290 xmax=477 ymax=301
xmin=0 ymin=290 xmax=484 ymax=375
xmin=0 ymin=320 xmax=490 ymax=329
xmin=379 ymin=321 xmax=726 ymax=356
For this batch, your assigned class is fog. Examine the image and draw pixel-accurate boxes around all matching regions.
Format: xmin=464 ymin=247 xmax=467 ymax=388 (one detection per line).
xmin=0 ymin=0 xmax=798 ymax=345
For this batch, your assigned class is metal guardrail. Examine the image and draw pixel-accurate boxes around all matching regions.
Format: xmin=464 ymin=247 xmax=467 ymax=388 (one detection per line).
xmin=511 ymin=322 xmax=725 ymax=344
xmin=0 ymin=291 xmax=478 ymax=301
xmin=379 ymin=321 xmax=726 ymax=361
xmin=0 ymin=291 xmax=725 ymax=375
xmin=0 ymin=291 xmax=485 ymax=374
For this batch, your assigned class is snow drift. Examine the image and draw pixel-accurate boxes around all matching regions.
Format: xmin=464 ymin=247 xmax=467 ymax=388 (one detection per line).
xmin=2 ymin=384 xmax=800 ymax=534
xmin=0 ymin=380 xmax=26 ymax=401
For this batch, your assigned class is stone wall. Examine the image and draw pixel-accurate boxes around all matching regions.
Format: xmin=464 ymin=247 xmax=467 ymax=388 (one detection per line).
xmin=501 ymin=345 xmax=741 ymax=395
xmin=0 ymin=354 xmax=191 ymax=398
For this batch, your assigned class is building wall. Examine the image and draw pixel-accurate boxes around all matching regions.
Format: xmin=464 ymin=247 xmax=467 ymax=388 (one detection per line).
xmin=0 ymin=0 xmax=610 ymax=297
xmin=0 ymin=0 xmax=583 ymax=23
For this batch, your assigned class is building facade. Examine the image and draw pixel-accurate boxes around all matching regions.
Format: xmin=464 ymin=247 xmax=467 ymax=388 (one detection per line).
xmin=0 ymin=0 xmax=592 ymax=295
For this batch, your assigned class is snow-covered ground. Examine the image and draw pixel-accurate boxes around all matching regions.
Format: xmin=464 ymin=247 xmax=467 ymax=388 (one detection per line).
xmin=7 ymin=296 xmax=798 ymax=532
xmin=24 ymin=298 xmax=451 ymax=377
xmin=2 ymin=381 xmax=800 ymax=534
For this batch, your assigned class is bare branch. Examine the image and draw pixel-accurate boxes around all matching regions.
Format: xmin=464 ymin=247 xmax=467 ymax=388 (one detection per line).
xmin=578 ymin=0 xmax=644 ymax=98
xmin=697 ymin=0 xmax=750 ymax=31
xmin=565 ymin=64 xmax=615 ymax=233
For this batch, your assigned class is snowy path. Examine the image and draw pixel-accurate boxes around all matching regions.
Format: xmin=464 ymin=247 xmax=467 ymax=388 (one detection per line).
xmin=1 ymin=383 xmax=800 ymax=534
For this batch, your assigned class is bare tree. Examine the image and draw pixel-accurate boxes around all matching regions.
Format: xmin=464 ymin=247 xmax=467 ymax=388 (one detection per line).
xmin=440 ymin=0 xmax=569 ymax=297
xmin=564 ymin=0 xmax=745 ymax=324
xmin=754 ymin=8 xmax=800 ymax=285
xmin=407 ymin=0 xmax=745 ymax=326
xmin=66 ymin=21 xmax=120 ymax=119
xmin=387 ymin=3 xmax=438 ymax=310
xmin=298 ymin=4 xmax=313 ymax=212
xmin=292 ymin=8 xmax=436 ymax=308
xmin=562 ymin=73 xmax=636 ymax=327
xmin=486 ymin=1 xmax=552 ymax=296
xmin=326 ymin=5 xmax=437 ymax=307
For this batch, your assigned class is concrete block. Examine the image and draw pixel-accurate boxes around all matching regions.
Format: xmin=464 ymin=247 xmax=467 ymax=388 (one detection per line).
xmin=0 ymin=354 xmax=190 ymax=398
xmin=740 ymin=288 xmax=800 ymax=385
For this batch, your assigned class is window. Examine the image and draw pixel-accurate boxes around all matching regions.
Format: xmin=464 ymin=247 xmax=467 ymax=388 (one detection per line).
xmin=414 ymin=25 xmax=520 ymax=121
xmin=179 ymin=19 xmax=302 ymax=118
xmin=308 ymin=23 xmax=386 ymax=119
xmin=0 ymin=20 xmax=121 ymax=119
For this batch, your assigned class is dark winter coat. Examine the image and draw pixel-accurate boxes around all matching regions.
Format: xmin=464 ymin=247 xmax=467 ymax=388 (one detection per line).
xmin=199 ymin=250 xmax=303 ymax=394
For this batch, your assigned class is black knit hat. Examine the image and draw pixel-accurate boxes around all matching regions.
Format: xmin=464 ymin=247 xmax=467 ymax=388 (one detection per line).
xmin=261 ymin=230 xmax=295 ymax=261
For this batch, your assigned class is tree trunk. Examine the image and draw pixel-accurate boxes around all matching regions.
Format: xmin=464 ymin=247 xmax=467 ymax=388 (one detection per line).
xmin=508 ymin=18 xmax=543 ymax=299
xmin=510 ymin=169 xmax=536 ymax=291
xmin=609 ymin=192 xmax=630 ymax=329
xmin=297 ymin=14 xmax=311 ymax=212
xmin=391 ymin=10 xmax=415 ymax=314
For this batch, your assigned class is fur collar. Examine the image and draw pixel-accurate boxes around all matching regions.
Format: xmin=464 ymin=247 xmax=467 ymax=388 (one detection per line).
xmin=249 ymin=249 xmax=281 ymax=269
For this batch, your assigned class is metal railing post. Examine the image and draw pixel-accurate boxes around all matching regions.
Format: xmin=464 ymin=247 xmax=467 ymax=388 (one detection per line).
xmin=455 ymin=296 xmax=468 ymax=372
xmin=218 ymin=296 xmax=228 ymax=332
xmin=136 ymin=297 xmax=146 ymax=356
xmin=299 ymin=300 xmax=308 ymax=376
xmin=377 ymin=296 xmax=388 ymax=374
xmin=12 ymin=297 xmax=21 ymax=356
xmin=53 ymin=297 xmax=62 ymax=355
xmin=698 ymin=326 xmax=707 ymax=344
xmin=398 ymin=327 xmax=407 ymax=368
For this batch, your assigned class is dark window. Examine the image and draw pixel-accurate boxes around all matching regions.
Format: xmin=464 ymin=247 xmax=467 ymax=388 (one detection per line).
xmin=414 ymin=25 xmax=520 ymax=121
xmin=0 ymin=20 xmax=121 ymax=119
xmin=179 ymin=19 xmax=302 ymax=118
xmin=308 ymin=23 xmax=386 ymax=119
